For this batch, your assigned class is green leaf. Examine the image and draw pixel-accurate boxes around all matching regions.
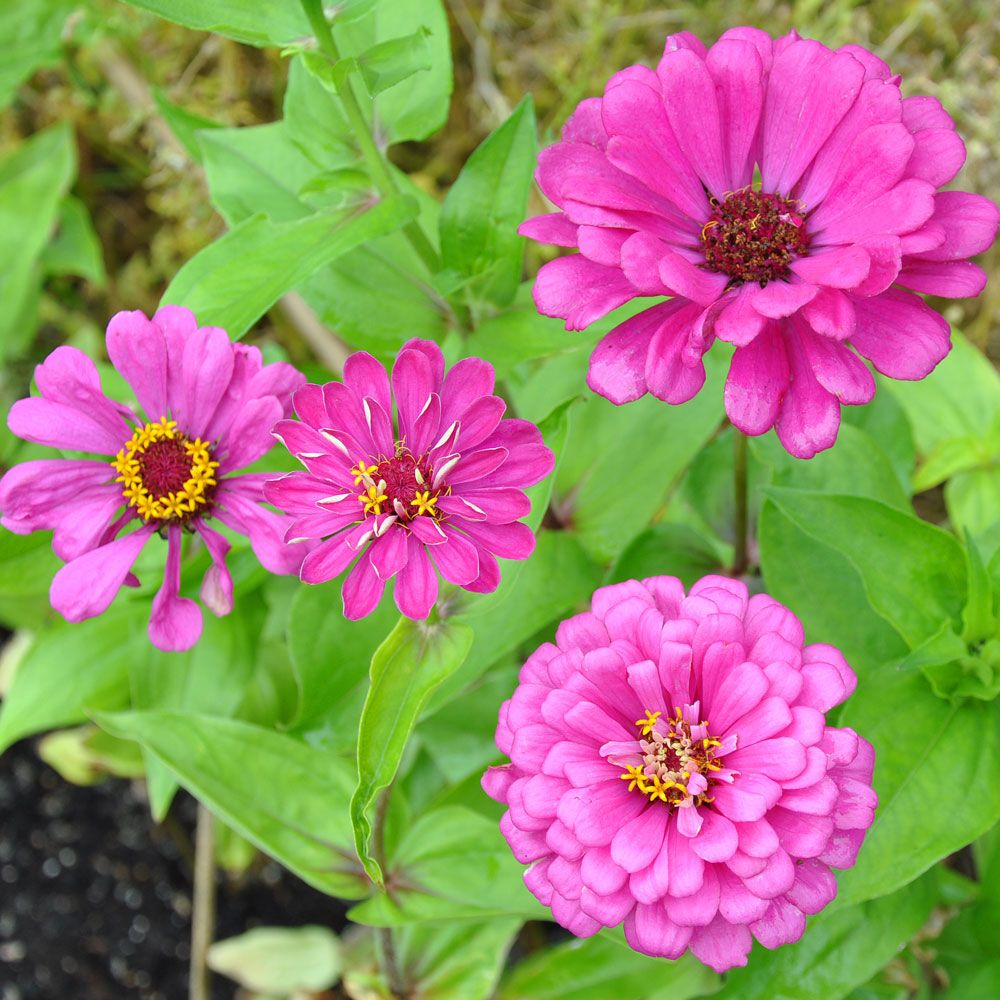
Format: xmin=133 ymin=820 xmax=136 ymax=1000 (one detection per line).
xmin=283 ymin=55 xmax=354 ymax=168
xmin=151 ymin=87 xmax=222 ymax=164
xmin=288 ymin=585 xmax=399 ymax=746
xmin=764 ymin=490 xmax=967 ymax=649
xmin=0 ymin=122 xmax=76 ymax=358
xmin=121 ymin=0 xmax=311 ymax=47
xmin=208 ymin=925 xmax=342 ymax=995
xmin=439 ymin=97 xmax=538 ymax=307
xmin=912 ymin=434 xmax=984 ymax=492
xmin=95 ymin=711 xmax=369 ymax=898
xmin=357 ymin=29 xmax=432 ymax=97
xmin=0 ymin=0 xmax=76 ymax=108
xmin=0 ymin=608 xmax=147 ymax=754
xmin=553 ymin=349 xmax=727 ymax=562
xmin=39 ymin=195 xmax=106 ymax=285
xmin=348 ymin=806 xmax=543 ymax=924
xmin=464 ymin=305 xmax=579 ymax=380
xmin=610 ymin=522 xmax=723 ymax=588
xmin=961 ymin=532 xmax=996 ymax=645
xmin=161 ymin=195 xmax=418 ymax=338
xmin=0 ymin=530 xmax=62 ymax=630
xmin=836 ymin=672 xmax=1000 ymax=907
xmin=350 ymin=618 xmax=474 ymax=884
xmin=759 ymin=498 xmax=909 ymax=672
xmin=713 ymin=873 xmax=939 ymax=1000
xmin=946 ymin=467 xmax=1000 ymax=540
xmin=499 ymin=933 xmax=717 ymax=1000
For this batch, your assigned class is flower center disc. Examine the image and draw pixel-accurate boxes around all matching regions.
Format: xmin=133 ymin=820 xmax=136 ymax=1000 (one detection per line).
xmin=112 ymin=418 xmax=219 ymax=522
xmin=619 ymin=708 xmax=724 ymax=807
xmin=353 ymin=446 xmax=442 ymax=521
xmin=701 ymin=186 xmax=809 ymax=285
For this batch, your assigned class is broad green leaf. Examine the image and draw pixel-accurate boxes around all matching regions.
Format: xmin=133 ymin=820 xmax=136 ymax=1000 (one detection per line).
xmin=610 ymin=522 xmax=723 ymax=588
xmin=332 ymin=0 xmax=452 ymax=144
xmin=439 ymin=97 xmax=538 ymax=308
xmin=713 ymin=872 xmax=939 ymax=1000
xmin=350 ymin=618 xmax=474 ymax=883
xmin=0 ymin=0 xmax=76 ymax=108
xmin=499 ymin=933 xmax=716 ymax=1000
xmin=836 ymin=672 xmax=1000 ymax=907
xmin=95 ymin=710 xmax=369 ymax=899
xmin=288 ymin=584 xmax=399 ymax=744
xmin=464 ymin=305 xmax=579 ymax=380
xmin=39 ymin=195 xmax=106 ymax=285
xmin=764 ymin=490 xmax=967 ymax=649
xmin=946 ymin=467 xmax=1000 ymax=539
xmin=552 ymin=349 xmax=727 ymax=562
xmin=0 ymin=608 xmax=147 ymax=754
xmin=120 ymin=0 xmax=311 ymax=47
xmin=841 ymin=388 xmax=915 ymax=499
xmin=525 ymin=396 xmax=575 ymax=532
xmin=199 ymin=122 xmax=317 ymax=225
xmin=161 ymin=195 xmax=418 ymax=338
xmin=151 ymin=87 xmax=222 ymax=164
xmin=0 ymin=530 xmax=61 ymax=630
xmin=885 ymin=334 xmax=1000 ymax=452
xmin=342 ymin=919 xmax=520 ymax=1000
xmin=348 ymin=806 xmax=543 ymax=924
xmin=759 ymin=498 xmax=909 ymax=672
xmin=283 ymin=55 xmax=354 ymax=168
xmin=357 ymin=29 xmax=432 ymax=97
xmin=0 ymin=122 xmax=76 ymax=358
xmin=912 ymin=434 xmax=984 ymax=492
xmin=208 ymin=926 xmax=342 ymax=995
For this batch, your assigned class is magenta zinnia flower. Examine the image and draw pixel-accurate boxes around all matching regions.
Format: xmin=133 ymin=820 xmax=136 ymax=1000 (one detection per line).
xmin=265 ymin=340 xmax=554 ymax=620
xmin=483 ymin=576 xmax=876 ymax=972
xmin=522 ymin=27 xmax=1000 ymax=458
xmin=0 ymin=307 xmax=306 ymax=651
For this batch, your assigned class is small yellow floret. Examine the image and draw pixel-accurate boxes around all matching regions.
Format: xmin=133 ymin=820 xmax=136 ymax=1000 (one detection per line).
xmin=351 ymin=459 xmax=379 ymax=486
xmin=634 ymin=709 xmax=661 ymax=736
xmin=410 ymin=490 xmax=439 ymax=517
xmin=359 ymin=483 xmax=388 ymax=515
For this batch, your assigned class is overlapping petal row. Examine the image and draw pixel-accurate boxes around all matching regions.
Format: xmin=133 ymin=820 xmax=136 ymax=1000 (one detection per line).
xmin=265 ymin=339 xmax=554 ymax=620
xmin=523 ymin=26 xmax=1000 ymax=458
xmin=483 ymin=575 xmax=876 ymax=972
xmin=0 ymin=307 xmax=306 ymax=651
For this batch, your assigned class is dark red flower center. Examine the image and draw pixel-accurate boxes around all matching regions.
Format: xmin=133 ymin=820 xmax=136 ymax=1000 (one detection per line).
xmin=701 ymin=187 xmax=809 ymax=285
xmin=138 ymin=438 xmax=198 ymax=497
xmin=353 ymin=445 xmax=443 ymax=521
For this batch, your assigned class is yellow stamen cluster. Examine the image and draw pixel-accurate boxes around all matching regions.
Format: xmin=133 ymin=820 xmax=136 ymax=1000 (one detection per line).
xmin=351 ymin=460 xmax=378 ymax=486
xmin=618 ymin=706 xmax=724 ymax=807
xmin=410 ymin=490 xmax=439 ymax=517
xmin=112 ymin=417 xmax=218 ymax=522
xmin=359 ymin=482 xmax=389 ymax=515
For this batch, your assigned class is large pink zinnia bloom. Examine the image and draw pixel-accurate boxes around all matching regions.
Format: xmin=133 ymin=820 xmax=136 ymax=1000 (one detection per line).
xmin=0 ymin=307 xmax=306 ymax=651
xmin=522 ymin=27 xmax=1000 ymax=458
xmin=483 ymin=575 xmax=876 ymax=972
xmin=265 ymin=340 xmax=554 ymax=620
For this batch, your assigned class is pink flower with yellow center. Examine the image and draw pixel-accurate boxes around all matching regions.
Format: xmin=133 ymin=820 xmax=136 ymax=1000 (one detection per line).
xmin=522 ymin=27 xmax=1000 ymax=458
xmin=483 ymin=575 xmax=876 ymax=972
xmin=265 ymin=340 xmax=554 ymax=620
xmin=0 ymin=307 xmax=306 ymax=651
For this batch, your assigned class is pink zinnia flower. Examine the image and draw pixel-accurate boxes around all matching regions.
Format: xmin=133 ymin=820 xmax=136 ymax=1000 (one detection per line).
xmin=522 ymin=27 xmax=1000 ymax=458
xmin=265 ymin=340 xmax=554 ymax=620
xmin=483 ymin=575 xmax=876 ymax=972
xmin=0 ymin=307 xmax=306 ymax=651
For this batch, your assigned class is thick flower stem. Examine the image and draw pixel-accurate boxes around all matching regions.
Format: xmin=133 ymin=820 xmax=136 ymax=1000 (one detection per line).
xmin=299 ymin=0 xmax=440 ymax=276
xmin=732 ymin=428 xmax=750 ymax=577
xmin=188 ymin=804 xmax=216 ymax=1000
xmin=373 ymin=787 xmax=407 ymax=998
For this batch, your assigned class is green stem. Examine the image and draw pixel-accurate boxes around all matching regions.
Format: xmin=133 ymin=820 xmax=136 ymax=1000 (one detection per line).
xmin=732 ymin=427 xmax=749 ymax=577
xmin=373 ymin=787 xmax=407 ymax=998
xmin=188 ymin=804 xmax=216 ymax=1000
xmin=299 ymin=0 xmax=440 ymax=275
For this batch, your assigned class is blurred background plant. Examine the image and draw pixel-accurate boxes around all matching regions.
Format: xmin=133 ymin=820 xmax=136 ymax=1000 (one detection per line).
xmin=1 ymin=1 xmax=998 ymax=998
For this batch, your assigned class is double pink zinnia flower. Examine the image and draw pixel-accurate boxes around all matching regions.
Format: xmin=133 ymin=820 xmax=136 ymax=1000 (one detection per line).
xmin=0 ymin=307 xmax=305 ymax=651
xmin=265 ymin=339 xmax=554 ymax=620
xmin=523 ymin=27 xmax=999 ymax=457
xmin=484 ymin=575 xmax=876 ymax=972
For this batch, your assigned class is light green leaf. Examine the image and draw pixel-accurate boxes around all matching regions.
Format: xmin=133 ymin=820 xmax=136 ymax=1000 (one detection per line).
xmin=439 ymin=96 xmax=538 ymax=307
xmin=357 ymin=29 xmax=432 ymax=97
xmin=121 ymin=0 xmax=311 ymax=47
xmin=151 ymin=87 xmax=222 ymax=164
xmin=836 ymin=672 xmax=1000 ymax=907
xmin=0 ymin=122 xmax=76 ymax=358
xmin=610 ymin=522 xmax=723 ymax=588
xmin=499 ymin=932 xmax=716 ymax=1000
xmin=0 ymin=530 xmax=62 ymax=630
xmin=0 ymin=0 xmax=76 ymax=108
xmin=912 ymin=434 xmax=984 ymax=492
xmin=208 ymin=925 xmax=342 ymax=995
xmin=350 ymin=618 xmax=474 ymax=884
xmin=714 ymin=872 xmax=939 ymax=1000
xmin=161 ymin=195 xmax=418 ymax=338
xmin=348 ymin=806 xmax=543 ymax=924
xmin=946 ymin=467 xmax=1000 ymax=540
xmin=764 ymin=490 xmax=967 ymax=649
xmin=40 ymin=195 xmax=106 ymax=285
xmin=95 ymin=710 xmax=369 ymax=899
xmin=0 ymin=608 xmax=147 ymax=754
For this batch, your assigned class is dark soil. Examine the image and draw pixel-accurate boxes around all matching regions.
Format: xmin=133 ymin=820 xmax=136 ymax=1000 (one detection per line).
xmin=0 ymin=740 xmax=346 ymax=999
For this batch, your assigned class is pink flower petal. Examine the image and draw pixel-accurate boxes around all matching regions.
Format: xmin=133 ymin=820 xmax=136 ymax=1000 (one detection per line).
xmin=195 ymin=521 xmax=233 ymax=617
xmin=533 ymin=255 xmax=636 ymax=331
xmin=850 ymin=288 xmax=951 ymax=379
xmin=724 ymin=324 xmax=789 ymax=436
xmin=394 ymin=535 xmax=438 ymax=619
xmin=106 ymin=310 xmax=169 ymax=420
xmin=218 ymin=396 xmax=283 ymax=474
xmin=342 ymin=553 xmax=385 ymax=620
xmin=774 ymin=335 xmax=842 ymax=458
xmin=149 ymin=524 xmax=203 ymax=652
